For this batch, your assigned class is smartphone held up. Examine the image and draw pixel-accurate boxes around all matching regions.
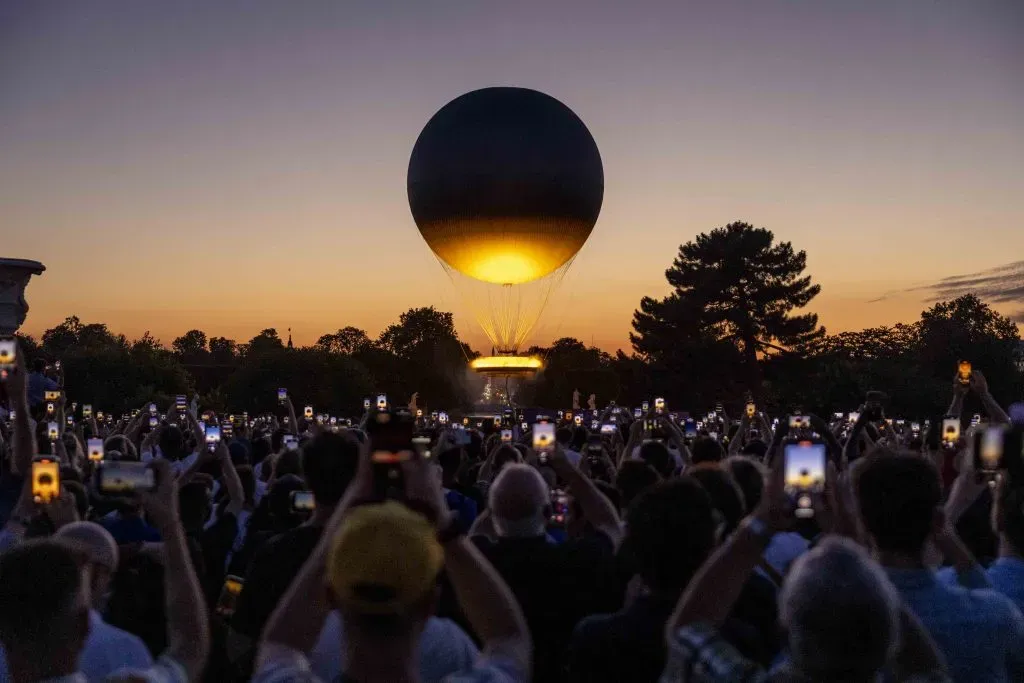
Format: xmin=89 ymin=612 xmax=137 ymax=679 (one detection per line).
xmin=95 ymin=462 xmax=157 ymax=496
xmin=32 ymin=457 xmax=60 ymax=504
xmin=0 ymin=338 xmax=16 ymax=380
xmin=783 ymin=442 xmax=826 ymax=519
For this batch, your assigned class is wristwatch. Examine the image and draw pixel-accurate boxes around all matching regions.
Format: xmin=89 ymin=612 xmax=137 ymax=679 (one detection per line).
xmin=745 ymin=516 xmax=774 ymax=544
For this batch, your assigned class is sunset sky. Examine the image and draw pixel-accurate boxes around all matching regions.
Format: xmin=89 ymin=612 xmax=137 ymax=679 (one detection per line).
xmin=2 ymin=0 xmax=1022 ymax=353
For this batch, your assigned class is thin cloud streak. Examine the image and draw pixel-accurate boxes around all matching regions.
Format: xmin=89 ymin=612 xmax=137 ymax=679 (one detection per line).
xmin=869 ymin=260 xmax=1024 ymax=308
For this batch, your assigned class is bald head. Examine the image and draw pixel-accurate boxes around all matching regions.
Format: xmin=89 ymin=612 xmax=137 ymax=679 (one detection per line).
xmin=781 ymin=536 xmax=899 ymax=680
xmin=489 ymin=464 xmax=550 ymax=538
xmin=56 ymin=522 xmax=118 ymax=573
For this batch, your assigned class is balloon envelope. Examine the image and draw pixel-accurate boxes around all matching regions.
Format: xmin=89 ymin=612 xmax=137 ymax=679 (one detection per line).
xmin=408 ymin=87 xmax=604 ymax=285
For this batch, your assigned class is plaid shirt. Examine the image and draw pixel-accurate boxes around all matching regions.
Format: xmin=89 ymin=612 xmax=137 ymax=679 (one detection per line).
xmin=660 ymin=622 xmax=952 ymax=683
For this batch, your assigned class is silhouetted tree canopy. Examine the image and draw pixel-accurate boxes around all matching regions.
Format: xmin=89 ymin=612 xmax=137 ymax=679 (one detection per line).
xmin=20 ymin=225 xmax=1022 ymax=418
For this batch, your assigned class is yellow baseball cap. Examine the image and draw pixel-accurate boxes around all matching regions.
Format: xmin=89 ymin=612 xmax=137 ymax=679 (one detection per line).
xmin=327 ymin=501 xmax=444 ymax=615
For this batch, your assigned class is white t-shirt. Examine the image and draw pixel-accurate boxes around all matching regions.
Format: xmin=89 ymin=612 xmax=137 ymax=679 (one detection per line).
xmin=310 ymin=612 xmax=478 ymax=683
xmin=254 ymin=640 xmax=526 ymax=683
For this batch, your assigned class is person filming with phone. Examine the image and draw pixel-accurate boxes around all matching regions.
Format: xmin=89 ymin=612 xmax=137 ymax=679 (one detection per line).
xmin=0 ymin=459 xmax=210 ymax=683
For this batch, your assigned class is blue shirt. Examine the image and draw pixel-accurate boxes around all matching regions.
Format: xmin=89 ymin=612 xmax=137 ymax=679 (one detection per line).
xmin=26 ymin=372 xmax=58 ymax=407
xmin=987 ymin=557 xmax=1024 ymax=614
xmin=99 ymin=514 xmax=161 ymax=544
xmin=886 ymin=567 xmax=1024 ymax=683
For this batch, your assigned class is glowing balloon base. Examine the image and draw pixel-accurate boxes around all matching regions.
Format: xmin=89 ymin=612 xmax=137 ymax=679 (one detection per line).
xmin=470 ymin=355 xmax=543 ymax=377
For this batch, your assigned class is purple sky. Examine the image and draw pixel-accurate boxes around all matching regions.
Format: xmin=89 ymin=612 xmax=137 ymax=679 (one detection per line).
xmin=2 ymin=0 xmax=1022 ymax=351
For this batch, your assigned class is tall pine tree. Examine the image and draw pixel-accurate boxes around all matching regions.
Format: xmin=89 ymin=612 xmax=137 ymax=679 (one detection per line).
xmin=632 ymin=221 xmax=823 ymax=394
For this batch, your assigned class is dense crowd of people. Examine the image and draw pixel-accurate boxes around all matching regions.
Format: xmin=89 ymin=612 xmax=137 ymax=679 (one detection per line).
xmin=0 ymin=337 xmax=1023 ymax=682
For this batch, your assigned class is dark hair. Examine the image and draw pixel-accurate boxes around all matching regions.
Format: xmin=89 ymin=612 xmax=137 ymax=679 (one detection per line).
xmin=741 ymin=439 xmax=768 ymax=462
xmin=691 ymin=437 xmax=725 ymax=466
xmin=437 ymin=447 xmax=464 ymax=480
xmin=31 ymin=358 xmax=46 ymax=373
xmin=266 ymin=474 xmax=306 ymax=527
xmin=690 ymin=466 xmax=746 ymax=535
xmin=856 ymin=450 xmax=941 ymax=555
xmin=274 ymin=449 xmax=303 ymax=480
xmin=556 ymin=427 xmax=573 ymax=446
xmin=104 ymin=435 xmax=137 ymax=461
xmin=158 ymin=425 xmax=187 ymax=462
xmin=491 ymin=445 xmax=520 ymax=477
xmin=625 ymin=478 xmax=716 ymax=596
xmin=59 ymin=466 xmax=82 ymax=485
xmin=615 ymin=461 xmax=662 ymax=511
xmin=301 ymin=431 xmax=360 ymax=506
xmin=0 ymin=540 xmax=84 ymax=649
xmin=638 ymin=441 xmax=674 ymax=478
xmin=177 ymin=482 xmax=212 ymax=535
xmin=251 ymin=437 xmax=272 ymax=466
xmin=229 ymin=441 xmax=250 ymax=466
xmin=723 ymin=456 xmax=765 ymax=511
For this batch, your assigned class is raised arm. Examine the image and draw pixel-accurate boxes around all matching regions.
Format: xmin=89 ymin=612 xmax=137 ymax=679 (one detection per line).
xmin=6 ymin=344 xmax=34 ymax=476
xmin=667 ymin=457 xmax=789 ymax=632
xmin=947 ymin=375 xmax=967 ymax=420
xmin=550 ymin=446 xmax=623 ymax=549
xmin=185 ymin=411 xmax=204 ymax=450
xmin=285 ymin=397 xmax=298 ymax=434
xmin=618 ymin=419 xmax=645 ymax=470
xmin=842 ymin=411 xmax=870 ymax=465
xmin=217 ymin=442 xmax=245 ymax=517
xmin=728 ymin=413 xmax=749 ymax=456
xmin=141 ymin=459 xmax=210 ymax=680
xmin=971 ymin=371 xmax=1010 ymax=425
xmin=412 ymin=459 xmax=530 ymax=671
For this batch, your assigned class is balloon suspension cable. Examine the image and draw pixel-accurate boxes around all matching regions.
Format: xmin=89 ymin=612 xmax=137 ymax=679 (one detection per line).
xmin=436 ymin=254 xmax=574 ymax=357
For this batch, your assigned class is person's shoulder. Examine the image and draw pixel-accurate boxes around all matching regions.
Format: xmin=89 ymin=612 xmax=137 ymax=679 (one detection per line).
xmin=966 ymin=587 xmax=1024 ymax=623
xmin=445 ymin=639 xmax=529 ymax=683
xmin=423 ymin=617 xmax=479 ymax=659
xmin=94 ymin=617 xmax=150 ymax=648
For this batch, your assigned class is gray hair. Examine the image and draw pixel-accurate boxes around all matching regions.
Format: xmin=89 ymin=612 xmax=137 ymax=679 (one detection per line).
xmin=780 ymin=536 xmax=900 ymax=681
xmin=489 ymin=464 xmax=549 ymax=539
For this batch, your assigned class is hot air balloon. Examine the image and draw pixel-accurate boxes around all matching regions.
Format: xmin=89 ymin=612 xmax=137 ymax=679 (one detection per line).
xmin=408 ymin=87 xmax=604 ymax=375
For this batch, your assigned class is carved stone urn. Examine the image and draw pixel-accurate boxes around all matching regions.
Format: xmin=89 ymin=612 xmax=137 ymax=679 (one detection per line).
xmin=0 ymin=259 xmax=46 ymax=335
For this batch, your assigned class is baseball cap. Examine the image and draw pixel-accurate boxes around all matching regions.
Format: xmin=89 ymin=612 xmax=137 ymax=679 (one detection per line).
xmin=327 ymin=501 xmax=443 ymax=615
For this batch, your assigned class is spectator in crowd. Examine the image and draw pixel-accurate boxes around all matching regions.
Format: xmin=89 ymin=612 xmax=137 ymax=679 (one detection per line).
xmin=662 ymin=459 xmax=950 ymax=683
xmin=0 ymin=459 xmax=209 ymax=683
xmin=856 ymin=450 xmax=1024 ymax=682
xmin=987 ymin=478 xmax=1024 ymax=612
xmin=228 ymin=431 xmax=360 ymax=666
xmin=469 ymin=451 xmax=622 ymax=683
xmin=25 ymin=359 xmax=58 ymax=411
xmin=251 ymin=451 xmax=531 ymax=683
xmin=569 ymin=478 xmax=717 ymax=682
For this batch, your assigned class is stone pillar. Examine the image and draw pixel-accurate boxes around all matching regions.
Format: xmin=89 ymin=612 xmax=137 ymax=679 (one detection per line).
xmin=0 ymin=259 xmax=46 ymax=335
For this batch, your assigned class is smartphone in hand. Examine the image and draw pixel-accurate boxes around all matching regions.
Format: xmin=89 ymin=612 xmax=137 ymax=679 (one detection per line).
xmin=784 ymin=442 xmax=826 ymax=519
xmin=32 ymin=457 xmax=60 ymax=504
xmin=95 ymin=461 xmax=156 ymax=496
xmin=533 ymin=422 xmax=556 ymax=463
xmin=0 ymin=338 xmax=16 ymax=380
xmin=958 ymin=360 xmax=972 ymax=386
xmin=87 ymin=438 xmax=104 ymax=462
